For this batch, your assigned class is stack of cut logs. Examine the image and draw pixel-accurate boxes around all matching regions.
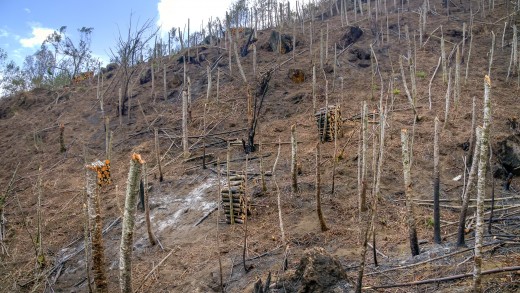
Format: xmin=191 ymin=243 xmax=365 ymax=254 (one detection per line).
xmin=221 ymin=173 xmax=248 ymax=224
xmin=315 ymin=105 xmax=342 ymax=142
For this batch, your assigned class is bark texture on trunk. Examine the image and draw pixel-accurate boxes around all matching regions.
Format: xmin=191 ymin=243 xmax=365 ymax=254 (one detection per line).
xmin=119 ymin=154 xmax=145 ymax=293
xmin=473 ymin=76 xmax=492 ymax=293
xmin=401 ymin=129 xmax=420 ymax=256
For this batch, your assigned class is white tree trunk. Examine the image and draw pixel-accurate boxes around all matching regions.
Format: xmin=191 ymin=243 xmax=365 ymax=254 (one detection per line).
xmin=401 ymin=129 xmax=420 ymax=256
xmin=473 ymin=76 xmax=492 ymax=292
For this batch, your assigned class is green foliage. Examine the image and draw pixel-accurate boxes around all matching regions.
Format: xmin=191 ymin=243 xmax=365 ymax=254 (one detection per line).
xmin=424 ymin=217 xmax=434 ymax=228
xmin=392 ymin=88 xmax=401 ymax=95
xmin=416 ymin=71 xmax=427 ymax=78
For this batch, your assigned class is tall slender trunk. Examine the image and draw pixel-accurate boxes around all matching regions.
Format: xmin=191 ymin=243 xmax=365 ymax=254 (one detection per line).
xmin=291 ymin=125 xmax=298 ymax=193
xmin=401 ymin=129 xmax=420 ymax=256
xmin=316 ymin=142 xmax=329 ymax=232
xmin=433 ymin=117 xmax=441 ymax=244
xmin=119 ymin=154 xmax=145 ymax=293
xmin=473 ymin=76 xmax=492 ymax=292
xmin=143 ymin=164 xmax=157 ymax=245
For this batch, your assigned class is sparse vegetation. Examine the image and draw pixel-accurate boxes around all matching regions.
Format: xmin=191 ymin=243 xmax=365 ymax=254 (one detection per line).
xmin=0 ymin=1 xmax=519 ymax=293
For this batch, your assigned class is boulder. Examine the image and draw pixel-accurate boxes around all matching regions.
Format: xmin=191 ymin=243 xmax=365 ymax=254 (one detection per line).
xmin=101 ymin=62 xmax=118 ymax=74
xmin=275 ymin=247 xmax=353 ymax=293
xmin=339 ymin=26 xmax=363 ymax=49
xmin=139 ymin=68 xmax=152 ymax=84
xmin=495 ymin=134 xmax=520 ymax=176
xmin=269 ymin=31 xmax=294 ymax=54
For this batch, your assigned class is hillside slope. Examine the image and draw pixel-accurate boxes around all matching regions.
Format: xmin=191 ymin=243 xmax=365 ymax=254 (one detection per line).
xmin=1 ymin=1 xmax=519 ymax=292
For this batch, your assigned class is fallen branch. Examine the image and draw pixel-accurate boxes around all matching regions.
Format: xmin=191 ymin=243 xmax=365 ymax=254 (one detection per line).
xmin=134 ymin=247 xmax=176 ymax=293
xmin=193 ymin=205 xmax=218 ymax=227
xmin=366 ymin=241 xmax=499 ymax=276
xmin=364 ymin=265 xmax=520 ymax=289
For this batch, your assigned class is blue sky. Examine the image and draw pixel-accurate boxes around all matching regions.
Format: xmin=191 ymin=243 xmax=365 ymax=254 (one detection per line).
xmin=0 ymin=0 xmax=236 ymax=66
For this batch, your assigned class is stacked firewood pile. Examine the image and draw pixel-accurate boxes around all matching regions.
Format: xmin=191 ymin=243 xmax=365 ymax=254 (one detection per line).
xmin=315 ymin=105 xmax=342 ymax=142
xmin=221 ymin=174 xmax=249 ymax=224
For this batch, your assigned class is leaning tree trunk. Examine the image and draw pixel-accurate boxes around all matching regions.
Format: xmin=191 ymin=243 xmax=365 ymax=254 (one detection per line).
xmin=120 ymin=154 xmax=145 ymax=293
xmin=473 ymin=76 xmax=492 ymax=293
xmin=457 ymin=127 xmax=482 ymax=247
xmin=401 ymin=129 xmax=420 ymax=256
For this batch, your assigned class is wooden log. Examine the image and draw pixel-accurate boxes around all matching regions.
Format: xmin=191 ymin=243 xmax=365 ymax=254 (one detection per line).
xmin=220 ymin=187 xmax=244 ymax=194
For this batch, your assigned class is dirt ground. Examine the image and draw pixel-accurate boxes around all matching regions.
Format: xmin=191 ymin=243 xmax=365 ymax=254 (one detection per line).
xmin=1 ymin=0 xmax=519 ymax=292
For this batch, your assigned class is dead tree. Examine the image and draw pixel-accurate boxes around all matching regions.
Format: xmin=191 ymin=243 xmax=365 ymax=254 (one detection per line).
xmin=401 ymin=129 xmax=420 ymax=256
xmin=316 ymin=142 xmax=329 ymax=232
xmin=119 ymin=153 xmax=145 ymax=293
xmin=110 ymin=16 xmax=158 ymax=117
xmin=473 ymin=76 xmax=492 ymax=292
xmin=291 ymin=124 xmax=298 ymax=193
xmin=433 ymin=117 xmax=441 ymax=244
xmin=85 ymin=160 xmax=111 ymax=293
xmin=457 ymin=127 xmax=482 ymax=247
xmin=143 ymin=164 xmax=157 ymax=245
xmin=246 ymin=71 xmax=272 ymax=152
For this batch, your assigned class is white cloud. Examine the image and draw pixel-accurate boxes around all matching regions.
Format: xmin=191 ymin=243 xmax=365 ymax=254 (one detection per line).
xmin=24 ymin=8 xmax=31 ymax=14
xmin=19 ymin=26 xmax=55 ymax=48
xmin=156 ymin=0 xmax=233 ymax=38
xmin=0 ymin=29 xmax=8 ymax=38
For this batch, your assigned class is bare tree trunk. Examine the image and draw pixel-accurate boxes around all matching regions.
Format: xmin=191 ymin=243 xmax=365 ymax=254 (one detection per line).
xmin=291 ymin=125 xmax=298 ymax=193
xmin=216 ymin=68 xmax=220 ymax=103
xmin=105 ymin=117 xmax=110 ymax=160
xmin=259 ymin=141 xmax=267 ymax=194
xmin=182 ymin=91 xmax=190 ymax=159
xmin=401 ymin=129 xmax=420 ymax=256
xmin=216 ymin=159 xmax=224 ymax=292
xmin=316 ymin=142 xmax=329 ymax=232
xmin=163 ymin=63 xmax=167 ymax=101
xmin=85 ymin=162 xmax=108 ymax=293
xmin=473 ymin=76 xmax=492 ymax=292
xmin=143 ymin=164 xmax=157 ymax=245
xmin=273 ymin=139 xmax=286 ymax=243
xmin=312 ymin=65 xmax=316 ymax=114
xmin=355 ymin=211 xmax=373 ymax=293
xmin=36 ymin=166 xmax=45 ymax=268
xmin=433 ymin=117 xmax=441 ymax=244
xmin=59 ymin=123 xmax=66 ymax=153
xmin=151 ymin=61 xmax=155 ymax=103
xmin=242 ymin=155 xmax=250 ymax=272
xmin=154 ymin=128 xmax=164 ymax=182
xmin=119 ymin=153 xmax=145 ymax=293
xmin=457 ymin=127 xmax=482 ymax=247
xmin=83 ymin=192 xmax=93 ymax=293
xmin=359 ymin=102 xmax=368 ymax=213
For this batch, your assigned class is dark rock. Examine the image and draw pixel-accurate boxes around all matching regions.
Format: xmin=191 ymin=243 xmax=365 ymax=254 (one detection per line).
xmin=101 ymin=62 xmax=118 ymax=74
xmin=176 ymin=55 xmax=201 ymax=65
xmin=350 ymin=47 xmax=371 ymax=60
xmin=139 ymin=68 xmax=152 ymax=84
xmin=358 ymin=62 xmax=370 ymax=68
xmin=339 ymin=26 xmax=363 ymax=49
xmin=495 ymin=134 xmax=520 ymax=176
xmin=288 ymin=69 xmax=305 ymax=83
xmin=275 ymin=247 xmax=354 ymax=293
xmin=269 ymin=31 xmax=293 ymax=54
xmin=323 ymin=63 xmax=334 ymax=73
